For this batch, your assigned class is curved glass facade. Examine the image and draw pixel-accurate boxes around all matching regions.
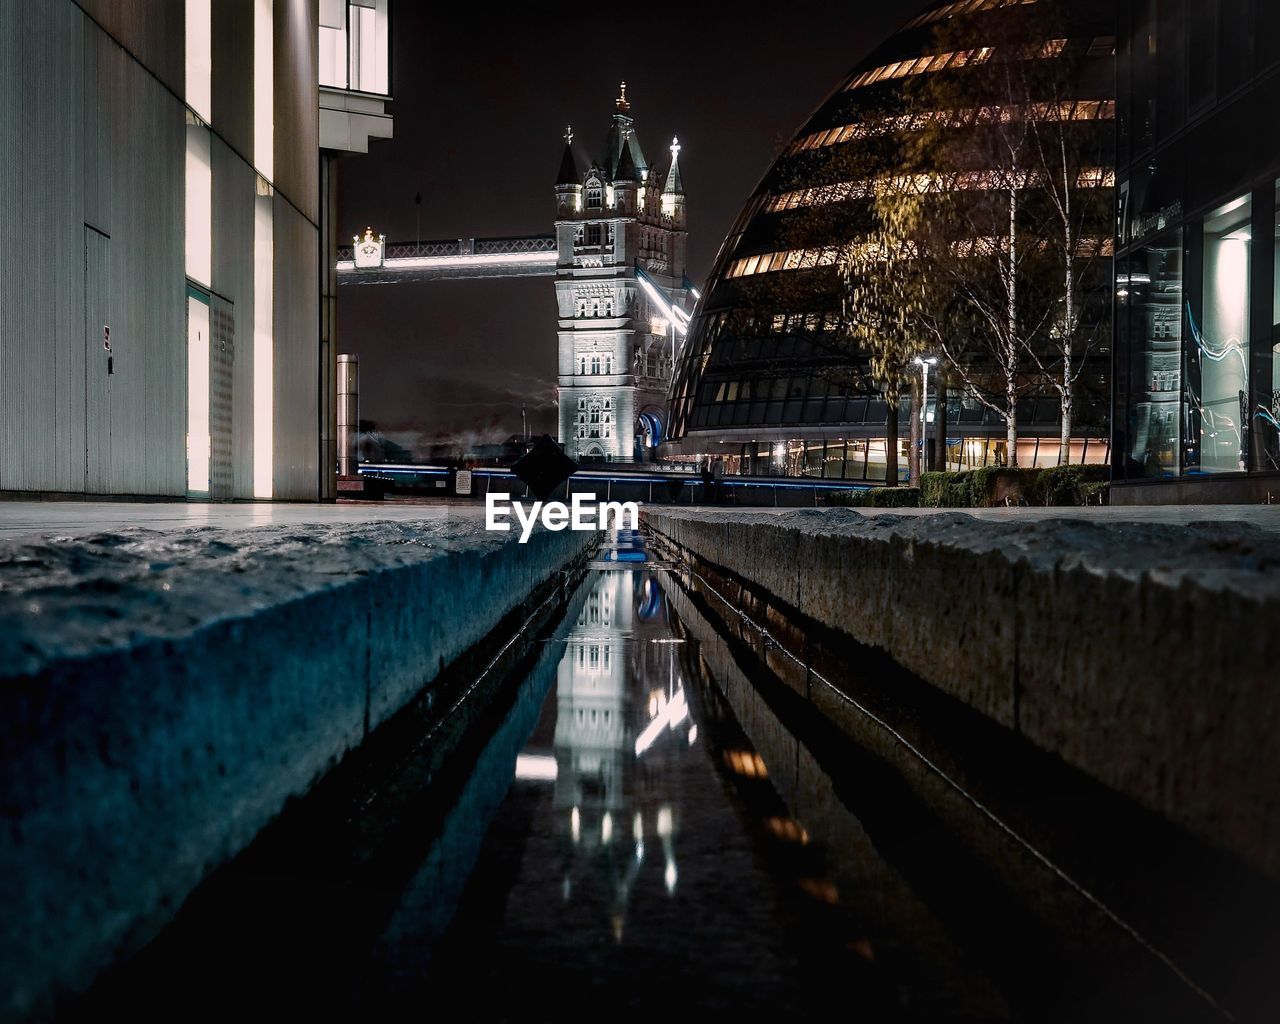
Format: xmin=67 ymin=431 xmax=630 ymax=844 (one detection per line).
xmin=668 ymin=0 xmax=1116 ymax=477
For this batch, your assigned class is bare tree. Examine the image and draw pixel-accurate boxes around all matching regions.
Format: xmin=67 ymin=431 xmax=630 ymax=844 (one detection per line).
xmin=1021 ymin=71 xmax=1114 ymax=463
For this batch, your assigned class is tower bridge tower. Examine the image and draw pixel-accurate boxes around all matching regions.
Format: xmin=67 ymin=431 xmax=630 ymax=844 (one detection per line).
xmin=554 ymin=85 xmax=687 ymax=463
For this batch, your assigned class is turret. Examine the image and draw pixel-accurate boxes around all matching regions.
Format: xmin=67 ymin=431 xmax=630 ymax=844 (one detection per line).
xmin=554 ymin=125 xmax=582 ymax=218
xmin=613 ymin=138 xmax=639 ymax=216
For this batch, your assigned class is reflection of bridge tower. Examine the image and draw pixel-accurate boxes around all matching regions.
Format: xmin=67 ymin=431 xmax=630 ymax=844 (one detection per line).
xmin=554 ymin=572 xmax=631 ymax=813
xmin=554 ymin=85 xmax=688 ymax=463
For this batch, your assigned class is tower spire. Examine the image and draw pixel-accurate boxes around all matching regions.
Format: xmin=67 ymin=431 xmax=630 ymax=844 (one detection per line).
xmin=663 ymin=136 xmax=684 ymax=197
xmin=616 ymin=81 xmax=630 ymax=113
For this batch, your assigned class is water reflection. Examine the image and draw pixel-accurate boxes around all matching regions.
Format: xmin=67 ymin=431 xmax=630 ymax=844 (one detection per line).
xmin=551 ymin=567 xmax=695 ymax=935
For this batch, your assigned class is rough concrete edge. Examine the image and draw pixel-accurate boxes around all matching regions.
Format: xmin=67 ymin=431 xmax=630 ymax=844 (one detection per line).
xmin=642 ymin=508 xmax=1280 ymax=881
xmin=0 ymin=525 xmax=593 ymax=1021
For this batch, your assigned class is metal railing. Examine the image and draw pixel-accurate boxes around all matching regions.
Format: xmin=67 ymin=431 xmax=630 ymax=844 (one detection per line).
xmin=337 ymin=235 xmax=556 ymax=263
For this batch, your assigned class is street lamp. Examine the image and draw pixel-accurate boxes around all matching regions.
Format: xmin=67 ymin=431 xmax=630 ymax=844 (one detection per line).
xmin=914 ymin=356 xmax=938 ymax=472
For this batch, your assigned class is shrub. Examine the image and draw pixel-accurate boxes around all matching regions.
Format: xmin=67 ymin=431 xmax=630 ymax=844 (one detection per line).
xmin=1038 ymin=464 xmax=1110 ymax=506
xmin=920 ymin=471 xmax=972 ymax=507
xmin=921 ymin=464 xmax=1110 ymax=507
xmin=1079 ymin=480 xmax=1110 ymax=506
xmin=822 ymin=486 xmax=921 ymax=508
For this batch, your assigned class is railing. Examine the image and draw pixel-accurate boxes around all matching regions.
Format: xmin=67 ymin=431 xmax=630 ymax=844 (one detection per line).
xmin=337 ymin=235 xmax=556 ymax=263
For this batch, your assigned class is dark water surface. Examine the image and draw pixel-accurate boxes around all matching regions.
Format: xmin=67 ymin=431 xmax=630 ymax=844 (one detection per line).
xmin=74 ymin=531 xmax=1275 ymax=1022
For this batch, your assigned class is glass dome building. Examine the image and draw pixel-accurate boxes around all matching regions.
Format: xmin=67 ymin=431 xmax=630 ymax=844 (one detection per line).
xmin=667 ymin=0 xmax=1116 ymax=480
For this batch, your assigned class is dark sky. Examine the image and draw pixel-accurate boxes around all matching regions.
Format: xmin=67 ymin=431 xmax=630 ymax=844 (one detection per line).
xmin=336 ymin=2 xmax=921 ymax=453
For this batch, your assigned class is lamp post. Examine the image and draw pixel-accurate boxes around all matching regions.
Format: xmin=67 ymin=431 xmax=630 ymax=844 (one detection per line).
xmin=914 ymin=356 xmax=937 ymax=472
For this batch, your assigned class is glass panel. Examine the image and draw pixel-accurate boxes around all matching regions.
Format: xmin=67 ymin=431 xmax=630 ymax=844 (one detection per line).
xmin=1190 ymin=196 xmax=1251 ymax=473
xmin=254 ymin=0 xmax=273 ymax=179
xmin=185 ymin=121 xmax=212 ymax=286
xmin=1118 ymin=233 xmax=1182 ymax=478
xmin=865 ymin=440 xmax=887 ymax=482
xmin=185 ymin=0 xmax=211 ymax=122
xmin=1261 ymin=180 xmax=1280 ymax=470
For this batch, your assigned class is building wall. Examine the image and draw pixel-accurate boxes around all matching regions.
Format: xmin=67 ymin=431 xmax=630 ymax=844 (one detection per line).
xmin=0 ymin=0 xmax=322 ymax=500
xmin=1112 ymin=0 xmax=1280 ymax=500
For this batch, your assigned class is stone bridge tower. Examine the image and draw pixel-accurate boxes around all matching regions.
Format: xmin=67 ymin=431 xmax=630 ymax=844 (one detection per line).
xmin=554 ymin=85 xmax=687 ymax=463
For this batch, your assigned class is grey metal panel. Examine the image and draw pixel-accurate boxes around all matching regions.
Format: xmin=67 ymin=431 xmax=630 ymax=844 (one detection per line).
xmin=0 ymin=2 xmax=85 ymax=493
xmin=272 ymin=194 xmax=320 ymax=501
xmin=210 ymin=297 xmax=235 ymax=500
xmin=212 ymin=140 xmax=257 ymax=498
xmin=75 ymin=0 xmax=184 ymax=102
xmin=213 ymin=0 xmax=254 ymax=163
xmin=85 ymin=11 xmax=186 ymax=495
xmin=274 ymin=0 xmax=320 ymax=225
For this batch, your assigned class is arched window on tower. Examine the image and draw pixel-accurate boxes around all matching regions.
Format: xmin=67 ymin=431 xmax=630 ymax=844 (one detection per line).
xmin=604 ymin=355 xmax=612 ymax=374
xmin=586 ymin=180 xmax=602 ymax=209
xmin=591 ymin=355 xmax=601 ymax=374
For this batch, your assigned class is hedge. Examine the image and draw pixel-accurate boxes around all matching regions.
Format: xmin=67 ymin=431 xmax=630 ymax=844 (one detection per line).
xmin=821 ymin=486 xmax=921 ymax=508
xmin=920 ymin=464 xmax=1109 ymax=507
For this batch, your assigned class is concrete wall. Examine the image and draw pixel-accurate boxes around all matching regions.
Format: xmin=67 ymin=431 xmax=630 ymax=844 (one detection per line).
xmin=0 ymin=0 xmax=322 ymax=500
xmin=644 ymin=507 xmax=1280 ymax=879
xmin=0 ymin=520 xmax=593 ymax=1019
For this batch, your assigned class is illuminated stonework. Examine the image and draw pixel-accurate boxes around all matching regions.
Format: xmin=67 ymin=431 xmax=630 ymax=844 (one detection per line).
xmin=554 ymin=90 xmax=689 ymax=463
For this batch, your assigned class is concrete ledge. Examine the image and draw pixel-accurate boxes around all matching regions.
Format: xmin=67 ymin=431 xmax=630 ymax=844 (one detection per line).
xmin=0 ymin=516 xmax=592 ymax=1020
xmin=643 ymin=507 xmax=1280 ymax=879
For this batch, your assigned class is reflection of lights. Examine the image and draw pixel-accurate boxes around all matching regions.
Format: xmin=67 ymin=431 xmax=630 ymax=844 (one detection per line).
xmin=571 ymin=806 xmax=581 ymax=844
xmin=763 ymin=817 xmax=810 ymax=844
xmin=773 ymin=442 xmax=787 ymax=460
xmin=687 ymin=724 xmax=698 ymax=746
xmin=656 ymin=806 xmax=673 ymax=838
xmin=849 ymin=938 xmax=875 ymax=962
xmin=636 ymin=272 xmax=688 ymax=336
xmin=514 ymin=754 xmax=558 ymax=781
xmin=635 ymin=841 xmax=644 ymax=863
xmin=562 ymin=876 xmax=571 ymax=902
xmin=633 ymin=812 xmax=643 ymax=839
xmin=635 ymin=688 xmax=688 ymax=756
xmin=724 ymin=750 xmax=769 ymax=778
xmin=664 ymin=861 xmax=677 ymax=893
xmin=602 ymin=812 xmax=613 ymax=844
xmin=797 ymin=877 xmax=839 ymax=904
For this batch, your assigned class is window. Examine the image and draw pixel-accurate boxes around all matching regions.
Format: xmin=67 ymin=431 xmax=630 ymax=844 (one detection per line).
xmin=185 ymin=117 xmax=212 ymax=286
xmin=319 ymin=0 xmax=390 ymax=94
xmin=185 ymin=0 xmax=211 ymax=122
xmin=591 ymin=355 xmax=601 ymax=374
xmin=1189 ymin=196 xmax=1251 ymax=473
xmin=585 ymin=224 xmax=602 ymax=246
xmin=1265 ymin=179 xmax=1280 ymax=471
xmin=586 ymin=182 xmax=603 ymax=209
xmin=254 ymin=0 xmax=273 ymax=178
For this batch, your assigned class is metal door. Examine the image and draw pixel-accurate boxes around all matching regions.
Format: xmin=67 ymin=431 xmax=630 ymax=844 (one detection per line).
xmin=84 ymin=225 xmax=111 ymax=492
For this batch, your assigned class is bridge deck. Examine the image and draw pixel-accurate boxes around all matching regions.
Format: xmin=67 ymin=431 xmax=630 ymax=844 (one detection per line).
xmin=336 ymin=235 xmax=558 ymax=283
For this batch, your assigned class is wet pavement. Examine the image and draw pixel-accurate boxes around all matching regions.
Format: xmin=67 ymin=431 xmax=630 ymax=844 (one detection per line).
xmin=72 ymin=529 xmax=1278 ymax=1022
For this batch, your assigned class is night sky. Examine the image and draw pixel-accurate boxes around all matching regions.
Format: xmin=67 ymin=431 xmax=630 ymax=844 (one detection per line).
xmin=336 ymin=2 xmax=922 ymax=454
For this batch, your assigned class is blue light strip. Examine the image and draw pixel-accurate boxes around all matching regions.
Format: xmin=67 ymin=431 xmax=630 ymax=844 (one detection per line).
xmin=357 ymin=464 xmax=870 ymax=490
